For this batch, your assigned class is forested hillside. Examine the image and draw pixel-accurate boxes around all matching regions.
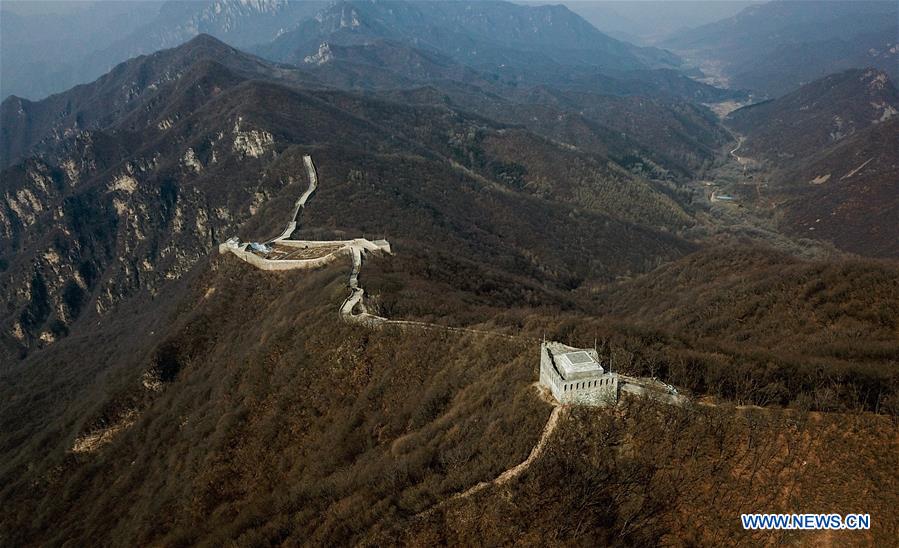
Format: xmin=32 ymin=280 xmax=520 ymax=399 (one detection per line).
xmin=1 ymin=4 xmax=897 ymax=545
xmin=725 ymin=69 xmax=899 ymax=257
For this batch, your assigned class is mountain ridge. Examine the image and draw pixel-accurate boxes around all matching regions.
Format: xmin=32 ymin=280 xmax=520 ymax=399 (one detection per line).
xmin=725 ymin=68 xmax=899 ymax=258
xmin=1 ymin=33 xmax=704 ymax=361
xmin=726 ymin=68 xmax=899 ymax=161
xmin=664 ymin=0 xmax=898 ymax=96
xmin=2 ymin=6 xmax=899 ymax=546
xmin=256 ymin=0 xmax=681 ymax=72
xmin=0 ymin=33 xmax=316 ymax=170
xmin=0 ymin=0 xmax=326 ymax=100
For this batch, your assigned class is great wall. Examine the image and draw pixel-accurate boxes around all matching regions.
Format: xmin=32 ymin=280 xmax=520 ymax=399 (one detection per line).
xmin=217 ymin=155 xmax=693 ymax=498
xmin=221 ymin=156 xmax=538 ymax=337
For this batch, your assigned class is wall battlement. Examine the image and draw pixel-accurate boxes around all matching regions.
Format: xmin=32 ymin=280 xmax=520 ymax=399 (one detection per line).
xmin=539 ymin=341 xmax=618 ymax=406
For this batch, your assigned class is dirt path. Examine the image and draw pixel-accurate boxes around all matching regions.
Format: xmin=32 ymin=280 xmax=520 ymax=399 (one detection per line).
xmin=840 ymin=157 xmax=873 ymax=180
xmin=409 ymin=385 xmax=564 ymax=520
xmin=452 ymin=401 xmax=564 ymax=501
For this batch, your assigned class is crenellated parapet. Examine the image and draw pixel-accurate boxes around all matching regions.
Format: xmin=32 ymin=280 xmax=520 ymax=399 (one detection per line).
xmin=539 ymin=340 xmax=619 ymax=406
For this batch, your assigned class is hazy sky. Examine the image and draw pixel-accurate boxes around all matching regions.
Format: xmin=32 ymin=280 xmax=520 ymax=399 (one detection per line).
xmin=560 ymin=1 xmax=759 ymax=43
xmin=1 ymin=0 xmax=101 ymax=15
xmin=1 ymin=0 xmax=759 ymax=43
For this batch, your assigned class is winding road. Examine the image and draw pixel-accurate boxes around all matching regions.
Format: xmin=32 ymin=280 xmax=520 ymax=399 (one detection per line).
xmin=729 ymin=136 xmax=744 ymax=162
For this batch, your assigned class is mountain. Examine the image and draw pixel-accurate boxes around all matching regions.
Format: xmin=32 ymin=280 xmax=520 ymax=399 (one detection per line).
xmin=726 ymin=68 xmax=899 ymax=161
xmin=0 ymin=0 xmax=326 ymax=101
xmin=777 ymin=118 xmax=899 ymax=258
xmin=0 ymin=1 xmax=165 ymax=100
xmin=480 ymin=63 xmax=743 ymax=104
xmin=256 ymin=0 xmax=681 ymax=72
xmin=463 ymin=86 xmax=730 ymax=178
xmin=297 ymin=39 xmax=499 ymax=90
xmin=83 ymin=0 xmax=327 ymax=75
xmin=1 ymin=0 xmax=733 ymax=110
xmin=132 ymin=0 xmax=326 ymax=50
xmin=729 ymin=25 xmax=898 ymax=98
xmin=292 ymin=41 xmax=732 ymax=177
xmin=0 ymin=34 xmax=314 ymax=170
xmin=0 ymin=34 xmax=698 ymax=362
xmin=299 ymin=37 xmax=739 ymax=106
xmin=563 ymin=0 xmax=758 ymax=45
xmin=233 ymin=1 xmax=738 ymax=108
xmin=282 ymin=35 xmax=735 ymax=179
xmin=664 ymin=0 xmax=898 ymax=96
xmin=5 ymin=244 xmax=896 ymax=545
xmin=726 ymin=69 xmax=899 ymax=257
xmin=3 ymin=24 xmax=899 ymax=548
xmin=0 ymin=30 xmax=730 ymax=181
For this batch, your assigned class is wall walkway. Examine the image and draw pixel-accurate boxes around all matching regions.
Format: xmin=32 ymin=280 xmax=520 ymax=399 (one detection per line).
xmin=218 ymin=154 xmax=694 ymax=507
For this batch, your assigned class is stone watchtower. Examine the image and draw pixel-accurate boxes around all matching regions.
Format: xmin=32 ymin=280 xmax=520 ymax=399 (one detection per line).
xmin=539 ymin=340 xmax=618 ymax=405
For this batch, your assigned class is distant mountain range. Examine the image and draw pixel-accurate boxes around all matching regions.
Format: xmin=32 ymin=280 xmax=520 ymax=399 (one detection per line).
xmin=727 ymin=68 xmax=899 ymax=161
xmin=1 ymin=0 xmax=681 ymax=102
xmin=255 ymin=0 xmax=681 ymax=72
xmin=1 ymin=0 xmax=323 ymax=100
xmin=664 ymin=0 xmax=898 ymax=97
xmin=0 ymin=1 xmax=165 ymax=100
xmin=0 ymin=35 xmax=313 ymax=170
xmin=563 ymin=0 xmax=758 ymax=45
xmin=296 ymin=37 xmax=736 ymax=104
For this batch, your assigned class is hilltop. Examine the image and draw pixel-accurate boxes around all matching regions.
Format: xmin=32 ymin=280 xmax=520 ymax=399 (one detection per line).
xmin=2 ymin=245 xmax=896 ymax=545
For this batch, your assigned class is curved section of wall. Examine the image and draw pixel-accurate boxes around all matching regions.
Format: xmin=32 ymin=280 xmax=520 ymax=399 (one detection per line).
xmin=221 ymin=245 xmax=350 ymax=272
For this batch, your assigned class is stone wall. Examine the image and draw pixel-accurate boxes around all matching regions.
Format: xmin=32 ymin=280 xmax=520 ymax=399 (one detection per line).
xmin=539 ymin=343 xmax=618 ymax=406
xmin=561 ymin=377 xmax=618 ymax=406
xmin=619 ymin=379 xmax=689 ymax=406
xmin=275 ymin=238 xmax=390 ymax=254
xmin=219 ymin=243 xmax=351 ymax=271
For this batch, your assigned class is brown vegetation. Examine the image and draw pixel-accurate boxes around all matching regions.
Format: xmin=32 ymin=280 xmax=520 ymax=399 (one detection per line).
xmin=725 ymin=69 xmax=899 ymax=258
xmin=0 ymin=257 xmax=550 ymax=545
xmin=367 ymin=246 xmax=899 ymax=414
xmin=4 ymin=252 xmax=895 ymax=546
xmin=2 ymin=31 xmax=897 ymax=547
xmin=394 ymin=400 xmax=898 ymax=546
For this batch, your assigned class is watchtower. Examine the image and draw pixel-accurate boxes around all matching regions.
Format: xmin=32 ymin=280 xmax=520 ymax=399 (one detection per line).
xmin=539 ymin=340 xmax=618 ymax=405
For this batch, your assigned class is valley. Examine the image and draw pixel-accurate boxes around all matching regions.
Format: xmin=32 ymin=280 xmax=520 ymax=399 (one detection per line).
xmin=684 ymin=140 xmax=839 ymax=260
xmin=1 ymin=1 xmax=897 ymax=545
